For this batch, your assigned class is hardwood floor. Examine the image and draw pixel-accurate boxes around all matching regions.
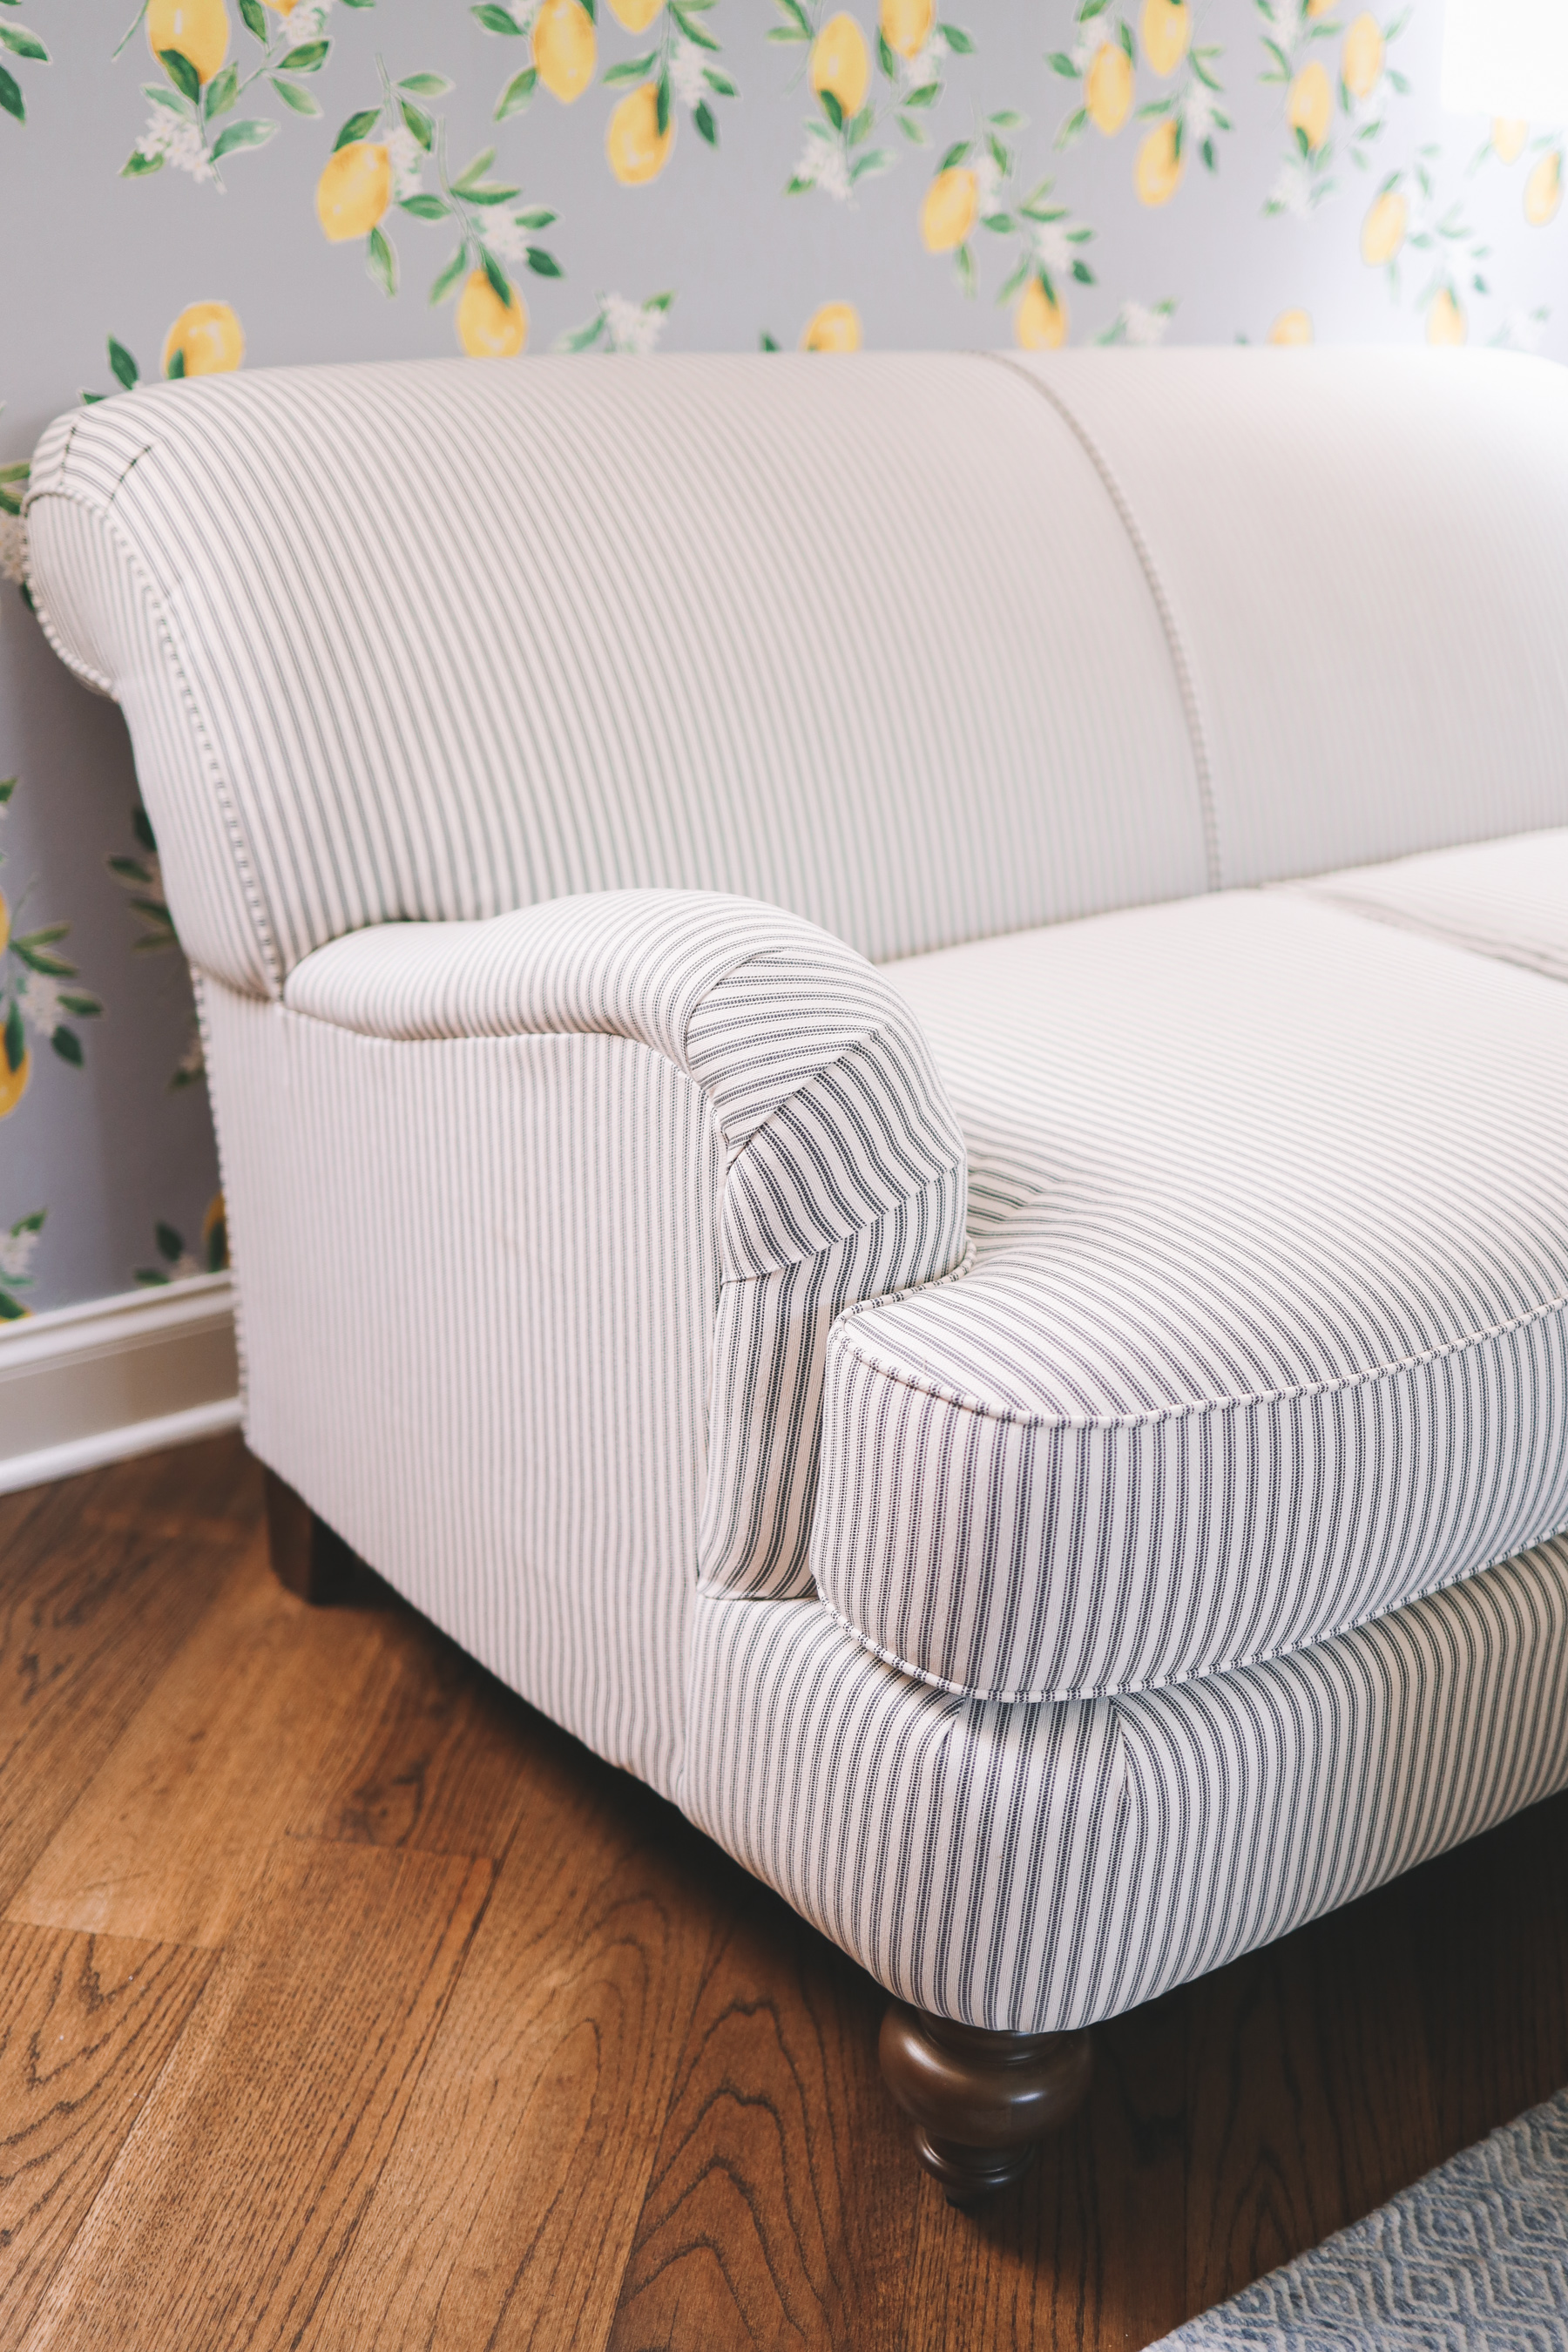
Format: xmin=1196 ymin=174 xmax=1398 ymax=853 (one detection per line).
xmin=1 ymin=1436 xmax=1565 ymax=2351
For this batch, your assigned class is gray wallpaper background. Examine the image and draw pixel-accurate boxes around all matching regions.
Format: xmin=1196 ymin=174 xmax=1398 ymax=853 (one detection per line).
xmin=0 ymin=0 xmax=1562 ymax=1315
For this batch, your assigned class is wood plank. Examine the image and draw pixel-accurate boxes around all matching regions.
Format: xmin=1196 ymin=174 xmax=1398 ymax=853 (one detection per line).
xmin=0 ymin=1437 xmax=258 ymax=1912
xmin=23 ymin=1840 xmax=491 ymax=2352
xmin=605 ymin=1883 xmax=909 ymax=2352
xmin=8 ymin=1538 xmax=395 ymax=1949
xmin=287 ymin=1605 xmax=535 ymax=1863
xmin=309 ymin=1727 xmax=720 ymax=2352
xmin=0 ymin=1923 xmax=215 ymax=2344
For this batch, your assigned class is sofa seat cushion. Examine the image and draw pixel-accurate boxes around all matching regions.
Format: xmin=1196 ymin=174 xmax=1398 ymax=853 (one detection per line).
xmin=1293 ymin=827 xmax=1568 ymax=983
xmin=808 ymin=891 xmax=1568 ymax=1703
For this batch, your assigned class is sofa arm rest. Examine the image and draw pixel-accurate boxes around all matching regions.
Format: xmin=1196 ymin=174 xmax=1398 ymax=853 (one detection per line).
xmin=286 ymin=889 xmax=970 ymax=1598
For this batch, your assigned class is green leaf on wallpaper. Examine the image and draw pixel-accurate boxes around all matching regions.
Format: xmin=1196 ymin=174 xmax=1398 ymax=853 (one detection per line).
xmin=703 ymin=67 xmax=736 ymax=97
xmin=670 ymin=4 xmax=719 ymax=51
xmin=155 ymin=1221 xmax=184 ymax=1262
xmin=51 ymin=1028 xmax=84 ymax=1067
xmin=473 ymin=3 xmax=526 ymax=33
xmin=525 ymin=245 xmax=562 ymax=275
xmin=454 ymin=147 xmax=496 ymax=190
xmin=1047 ymin=52 xmax=1077 ymax=76
xmin=847 ymin=105 xmax=871 ymax=145
xmin=211 ymin=116 xmax=276 ymax=159
xmin=895 ymin=112 xmax=925 ymax=143
xmin=645 ymin=291 xmax=673 ymax=311
xmin=479 ymin=244 xmax=510 ymax=305
xmin=206 ymin=63 xmax=238 ymax=115
xmin=122 ymin=146 xmax=164 ymax=174
xmin=166 ymin=345 xmax=186 ymax=377
xmin=335 ymin=108 xmax=380 ymax=149
xmin=495 ymin=66 xmax=536 ymax=118
xmin=580 ymin=0 xmax=595 ymax=23
xmin=937 ymin=139 xmax=971 ymax=171
xmin=1119 ymin=18 xmax=1133 ymax=58
xmin=1072 ymin=256 xmax=1096 ymax=283
xmin=849 ymin=145 xmax=890 ymax=182
xmin=399 ymin=98 xmax=433 ymax=145
xmin=516 ymin=205 xmax=556 ymax=227
xmin=0 ymin=22 xmax=47 ymax=60
xmin=0 ymin=1294 xmax=25 ymax=1322
xmin=876 ymin=30 xmax=894 ymax=77
xmin=143 ymin=82 xmax=186 ymax=114
xmin=760 ymin=331 xmax=780 ymax=350
xmin=57 ymin=991 xmax=101 ymax=1018
xmin=769 ymin=0 xmax=811 ymax=39
xmin=338 ymin=0 xmax=377 ymax=10
xmin=399 ymin=73 xmax=452 ymax=98
xmin=818 ymin=85 xmax=842 ymax=132
xmin=158 ymin=46 xmax=201 ymax=103
xmin=996 ymin=258 xmax=1029 ymax=303
xmin=603 ymin=57 xmax=656 ymax=86
xmin=429 ymin=246 xmax=468 ymax=305
xmin=904 ymin=80 xmax=938 ymax=108
xmin=938 ymin=23 xmax=974 ymax=52
xmin=367 ymin=224 xmax=397 ymax=297
xmin=0 ymin=60 xmax=24 ymax=118
xmin=398 ymin=192 xmax=447 ymax=220
xmin=280 ymin=40 xmax=328 ymax=71
xmin=238 ymin=0 xmax=267 ymax=38
xmin=3 ymin=1002 xmax=24 ymax=1076
xmin=656 ymin=69 xmax=670 ymax=136
xmin=981 ymin=211 xmax=1015 ymax=233
xmin=693 ymin=100 xmax=716 ymax=145
xmin=273 ymin=77 xmax=321 ymax=115
xmin=461 ymin=182 xmax=522 ymax=205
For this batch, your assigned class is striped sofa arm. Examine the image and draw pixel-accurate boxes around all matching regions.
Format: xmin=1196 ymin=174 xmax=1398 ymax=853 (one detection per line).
xmin=286 ymin=889 xmax=970 ymax=1600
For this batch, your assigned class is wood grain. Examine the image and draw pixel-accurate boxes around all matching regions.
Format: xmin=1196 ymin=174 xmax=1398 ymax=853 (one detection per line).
xmin=314 ymin=1734 xmax=716 ymax=2351
xmin=24 ymin=1839 xmax=491 ymax=2352
xmin=0 ymin=1440 xmax=257 ymax=1912
xmin=0 ymin=1923 xmax=214 ymax=2342
xmin=8 ymin=1541 xmax=389 ymax=1947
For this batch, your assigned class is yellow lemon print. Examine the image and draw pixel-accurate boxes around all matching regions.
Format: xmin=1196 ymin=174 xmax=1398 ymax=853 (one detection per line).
xmin=1426 ymin=287 xmax=1466 ymax=346
xmin=1267 ymin=308 xmax=1314 ymax=345
xmin=317 ymin=142 xmax=391 ymax=241
xmin=801 ymin=301 xmax=862 ymax=351
xmin=1134 ymin=117 xmax=1183 ymax=206
xmin=264 ymin=0 xmax=299 ymax=11
xmin=607 ymin=82 xmax=674 ymax=184
xmin=1361 ymin=185 xmax=1407 ymax=266
xmin=608 ymin=0 xmax=664 ymax=25
xmin=0 ymin=887 xmax=10 ymax=956
xmin=1491 ymin=118 xmax=1528 ymax=165
xmin=812 ymin=13 xmax=871 ymax=118
xmin=920 ymin=164 xmax=978 ymax=251
xmin=533 ymin=0 xmax=597 ymax=104
xmin=1139 ymin=0 xmax=1189 ymax=78
xmin=1015 ymin=276 xmax=1069 ymax=350
xmin=1288 ymin=61 xmax=1333 ymax=152
xmin=147 ymin=0 xmax=228 ymax=83
xmin=1306 ymin=0 xmax=1334 ymax=13
xmin=1341 ymin=13 xmax=1384 ymax=99
xmin=881 ymin=0 xmax=933 ymax=60
xmin=1524 ymin=150 xmax=1562 ymax=226
xmin=0 ymin=1042 xmax=30 ymax=1120
xmin=456 ymin=271 xmax=528 ymax=357
xmin=1086 ymin=41 xmax=1133 ymax=137
xmin=162 ymin=301 xmax=245 ymax=378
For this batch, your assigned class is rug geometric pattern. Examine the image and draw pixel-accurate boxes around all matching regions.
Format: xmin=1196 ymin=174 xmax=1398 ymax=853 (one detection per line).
xmin=1153 ymin=2086 xmax=1568 ymax=2350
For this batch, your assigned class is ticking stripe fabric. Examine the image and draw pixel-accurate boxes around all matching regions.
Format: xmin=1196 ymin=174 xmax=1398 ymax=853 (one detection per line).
xmin=686 ymin=1533 xmax=1568 ymax=2031
xmin=813 ymin=891 xmax=1568 ymax=1702
xmin=1016 ymin=349 xmax=1568 ymax=889
xmin=286 ymin=890 xmax=968 ymax=1601
xmin=24 ymin=353 xmax=1209 ymax=994
xmin=1294 ymin=827 xmax=1568 ymax=985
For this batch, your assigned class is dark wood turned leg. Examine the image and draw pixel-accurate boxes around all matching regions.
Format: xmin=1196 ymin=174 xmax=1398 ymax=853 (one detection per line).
xmin=263 ymin=1467 xmax=363 ymax=1605
xmin=878 ymin=2001 xmax=1092 ymax=2206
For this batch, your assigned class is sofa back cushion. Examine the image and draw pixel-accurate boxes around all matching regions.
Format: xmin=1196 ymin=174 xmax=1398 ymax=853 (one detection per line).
xmin=24 ymin=353 xmax=1208 ymax=994
xmin=1017 ymin=348 xmax=1568 ymax=889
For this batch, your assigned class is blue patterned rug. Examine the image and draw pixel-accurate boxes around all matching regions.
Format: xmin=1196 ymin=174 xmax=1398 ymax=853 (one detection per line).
xmin=1152 ymin=2087 xmax=1568 ymax=2349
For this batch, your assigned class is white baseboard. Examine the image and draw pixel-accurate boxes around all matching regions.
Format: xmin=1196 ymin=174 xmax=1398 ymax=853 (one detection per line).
xmin=0 ymin=1273 xmax=241 ymax=1496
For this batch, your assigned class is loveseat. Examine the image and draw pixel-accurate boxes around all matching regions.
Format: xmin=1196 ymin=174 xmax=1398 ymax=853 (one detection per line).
xmin=24 ymin=348 xmax=1568 ymax=2201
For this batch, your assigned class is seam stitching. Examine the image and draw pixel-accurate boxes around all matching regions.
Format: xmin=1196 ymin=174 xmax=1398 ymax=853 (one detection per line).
xmin=986 ymin=352 xmax=1223 ymax=894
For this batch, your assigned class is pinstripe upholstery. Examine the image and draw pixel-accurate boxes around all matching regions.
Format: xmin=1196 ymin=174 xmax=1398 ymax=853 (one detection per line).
xmin=687 ymin=1533 xmax=1568 ymax=2031
xmin=814 ymin=892 xmax=1568 ymax=1700
xmin=23 ymin=353 xmax=1210 ymax=994
xmin=1293 ymin=828 xmax=1568 ymax=984
xmin=284 ymin=891 xmax=968 ymax=1604
xmin=25 ymin=351 xmax=1568 ymax=2036
xmin=1012 ymin=349 xmax=1568 ymax=889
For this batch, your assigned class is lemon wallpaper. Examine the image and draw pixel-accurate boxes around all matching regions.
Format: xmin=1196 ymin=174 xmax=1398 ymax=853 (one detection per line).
xmin=0 ymin=0 xmax=1563 ymax=1318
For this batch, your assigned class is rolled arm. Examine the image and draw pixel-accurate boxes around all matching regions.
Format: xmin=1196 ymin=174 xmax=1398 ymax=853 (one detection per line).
xmin=286 ymin=889 xmax=970 ymax=1598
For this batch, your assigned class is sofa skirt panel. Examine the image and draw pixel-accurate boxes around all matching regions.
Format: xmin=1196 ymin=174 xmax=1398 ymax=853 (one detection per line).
xmin=682 ymin=1533 xmax=1568 ymax=2034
